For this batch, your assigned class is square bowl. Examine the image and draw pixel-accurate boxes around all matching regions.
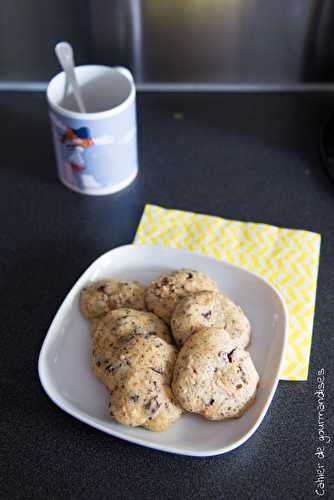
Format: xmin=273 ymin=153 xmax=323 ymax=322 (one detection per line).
xmin=38 ymin=244 xmax=288 ymax=457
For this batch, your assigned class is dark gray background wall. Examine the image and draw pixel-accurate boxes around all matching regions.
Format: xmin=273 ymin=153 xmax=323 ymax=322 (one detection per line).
xmin=1 ymin=0 xmax=334 ymax=85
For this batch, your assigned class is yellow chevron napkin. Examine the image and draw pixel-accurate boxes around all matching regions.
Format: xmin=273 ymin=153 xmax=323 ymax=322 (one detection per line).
xmin=134 ymin=204 xmax=321 ymax=381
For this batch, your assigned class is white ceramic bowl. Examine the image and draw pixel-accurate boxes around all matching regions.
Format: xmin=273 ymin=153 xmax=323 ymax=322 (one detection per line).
xmin=38 ymin=244 xmax=288 ymax=457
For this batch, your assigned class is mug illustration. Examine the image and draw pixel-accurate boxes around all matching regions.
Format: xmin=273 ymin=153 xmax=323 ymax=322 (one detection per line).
xmin=50 ymin=112 xmax=117 ymax=191
xmin=49 ymin=111 xmax=137 ymax=194
xmin=60 ymin=127 xmax=94 ymax=190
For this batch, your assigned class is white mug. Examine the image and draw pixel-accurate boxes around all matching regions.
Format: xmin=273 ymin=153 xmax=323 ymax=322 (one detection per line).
xmin=47 ymin=65 xmax=138 ymax=195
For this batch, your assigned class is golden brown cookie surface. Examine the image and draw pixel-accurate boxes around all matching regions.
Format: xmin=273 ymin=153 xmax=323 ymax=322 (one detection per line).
xmin=91 ymin=308 xmax=172 ymax=348
xmin=172 ymin=327 xmax=259 ymax=420
xmin=92 ymin=332 xmax=177 ymax=392
xmin=145 ymin=269 xmax=218 ymax=324
xmin=109 ymin=373 xmax=182 ymax=431
xmin=80 ymin=279 xmax=146 ymax=320
xmin=171 ymin=291 xmax=224 ymax=345
xmin=219 ymin=294 xmax=251 ymax=349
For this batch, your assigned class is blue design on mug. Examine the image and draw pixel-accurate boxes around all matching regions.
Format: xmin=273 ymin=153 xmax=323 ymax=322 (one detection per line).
xmin=50 ymin=113 xmax=118 ymax=191
xmin=60 ymin=126 xmax=95 ymax=190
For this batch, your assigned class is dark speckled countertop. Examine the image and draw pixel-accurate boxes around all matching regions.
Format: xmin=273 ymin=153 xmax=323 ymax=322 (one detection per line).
xmin=1 ymin=92 xmax=334 ymax=499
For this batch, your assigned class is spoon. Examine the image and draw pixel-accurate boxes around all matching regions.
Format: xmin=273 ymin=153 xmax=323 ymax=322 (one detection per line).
xmin=55 ymin=41 xmax=86 ymax=113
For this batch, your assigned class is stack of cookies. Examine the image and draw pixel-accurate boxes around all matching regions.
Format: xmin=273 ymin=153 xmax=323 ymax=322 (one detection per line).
xmin=80 ymin=269 xmax=259 ymax=432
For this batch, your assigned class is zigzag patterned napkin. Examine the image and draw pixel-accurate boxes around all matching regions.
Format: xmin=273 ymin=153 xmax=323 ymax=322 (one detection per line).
xmin=134 ymin=204 xmax=321 ymax=381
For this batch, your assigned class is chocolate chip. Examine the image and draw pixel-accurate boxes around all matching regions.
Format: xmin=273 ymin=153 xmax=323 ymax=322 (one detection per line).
xmin=228 ymin=349 xmax=236 ymax=362
xmin=236 ymin=384 xmax=242 ymax=390
xmin=97 ymin=285 xmax=106 ymax=293
xmin=202 ymin=311 xmax=212 ymax=320
xmin=187 ymin=273 xmax=193 ymax=279
xmin=105 ymin=363 xmax=120 ymax=375
xmin=120 ymin=332 xmax=140 ymax=343
xmin=209 ymin=399 xmax=215 ymax=405
xmin=218 ymin=351 xmax=229 ymax=362
xmin=144 ymin=396 xmax=161 ymax=415
xmin=151 ymin=367 xmax=164 ymax=375
xmin=130 ymin=394 xmax=139 ymax=403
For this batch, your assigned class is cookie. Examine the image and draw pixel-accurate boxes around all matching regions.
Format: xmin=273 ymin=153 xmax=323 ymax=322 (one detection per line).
xmin=143 ymin=385 xmax=183 ymax=432
xmin=171 ymin=291 xmax=251 ymax=348
xmin=145 ymin=269 xmax=219 ymax=324
xmin=91 ymin=308 xmax=172 ymax=351
xmin=80 ymin=279 xmax=146 ymax=320
xmin=109 ymin=373 xmax=182 ymax=431
xmin=171 ymin=291 xmax=224 ymax=345
xmin=92 ymin=332 xmax=177 ymax=392
xmin=219 ymin=294 xmax=251 ymax=349
xmin=172 ymin=327 xmax=259 ymax=420
xmin=110 ymin=370 xmax=163 ymax=427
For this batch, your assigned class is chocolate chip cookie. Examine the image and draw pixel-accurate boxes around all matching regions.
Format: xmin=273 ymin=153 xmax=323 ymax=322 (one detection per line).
xmin=171 ymin=291 xmax=251 ymax=348
xmin=91 ymin=308 xmax=172 ymax=349
xmin=145 ymin=269 xmax=218 ymax=324
xmin=92 ymin=332 xmax=177 ymax=393
xmin=80 ymin=279 xmax=146 ymax=319
xmin=172 ymin=327 xmax=259 ymax=420
xmin=142 ymin=385 xmax=183 ymax=432
xmin=109 ymin=372 xmax=182 ymax=431
xmin=171 ymin=291 xmax=224 ymax=345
